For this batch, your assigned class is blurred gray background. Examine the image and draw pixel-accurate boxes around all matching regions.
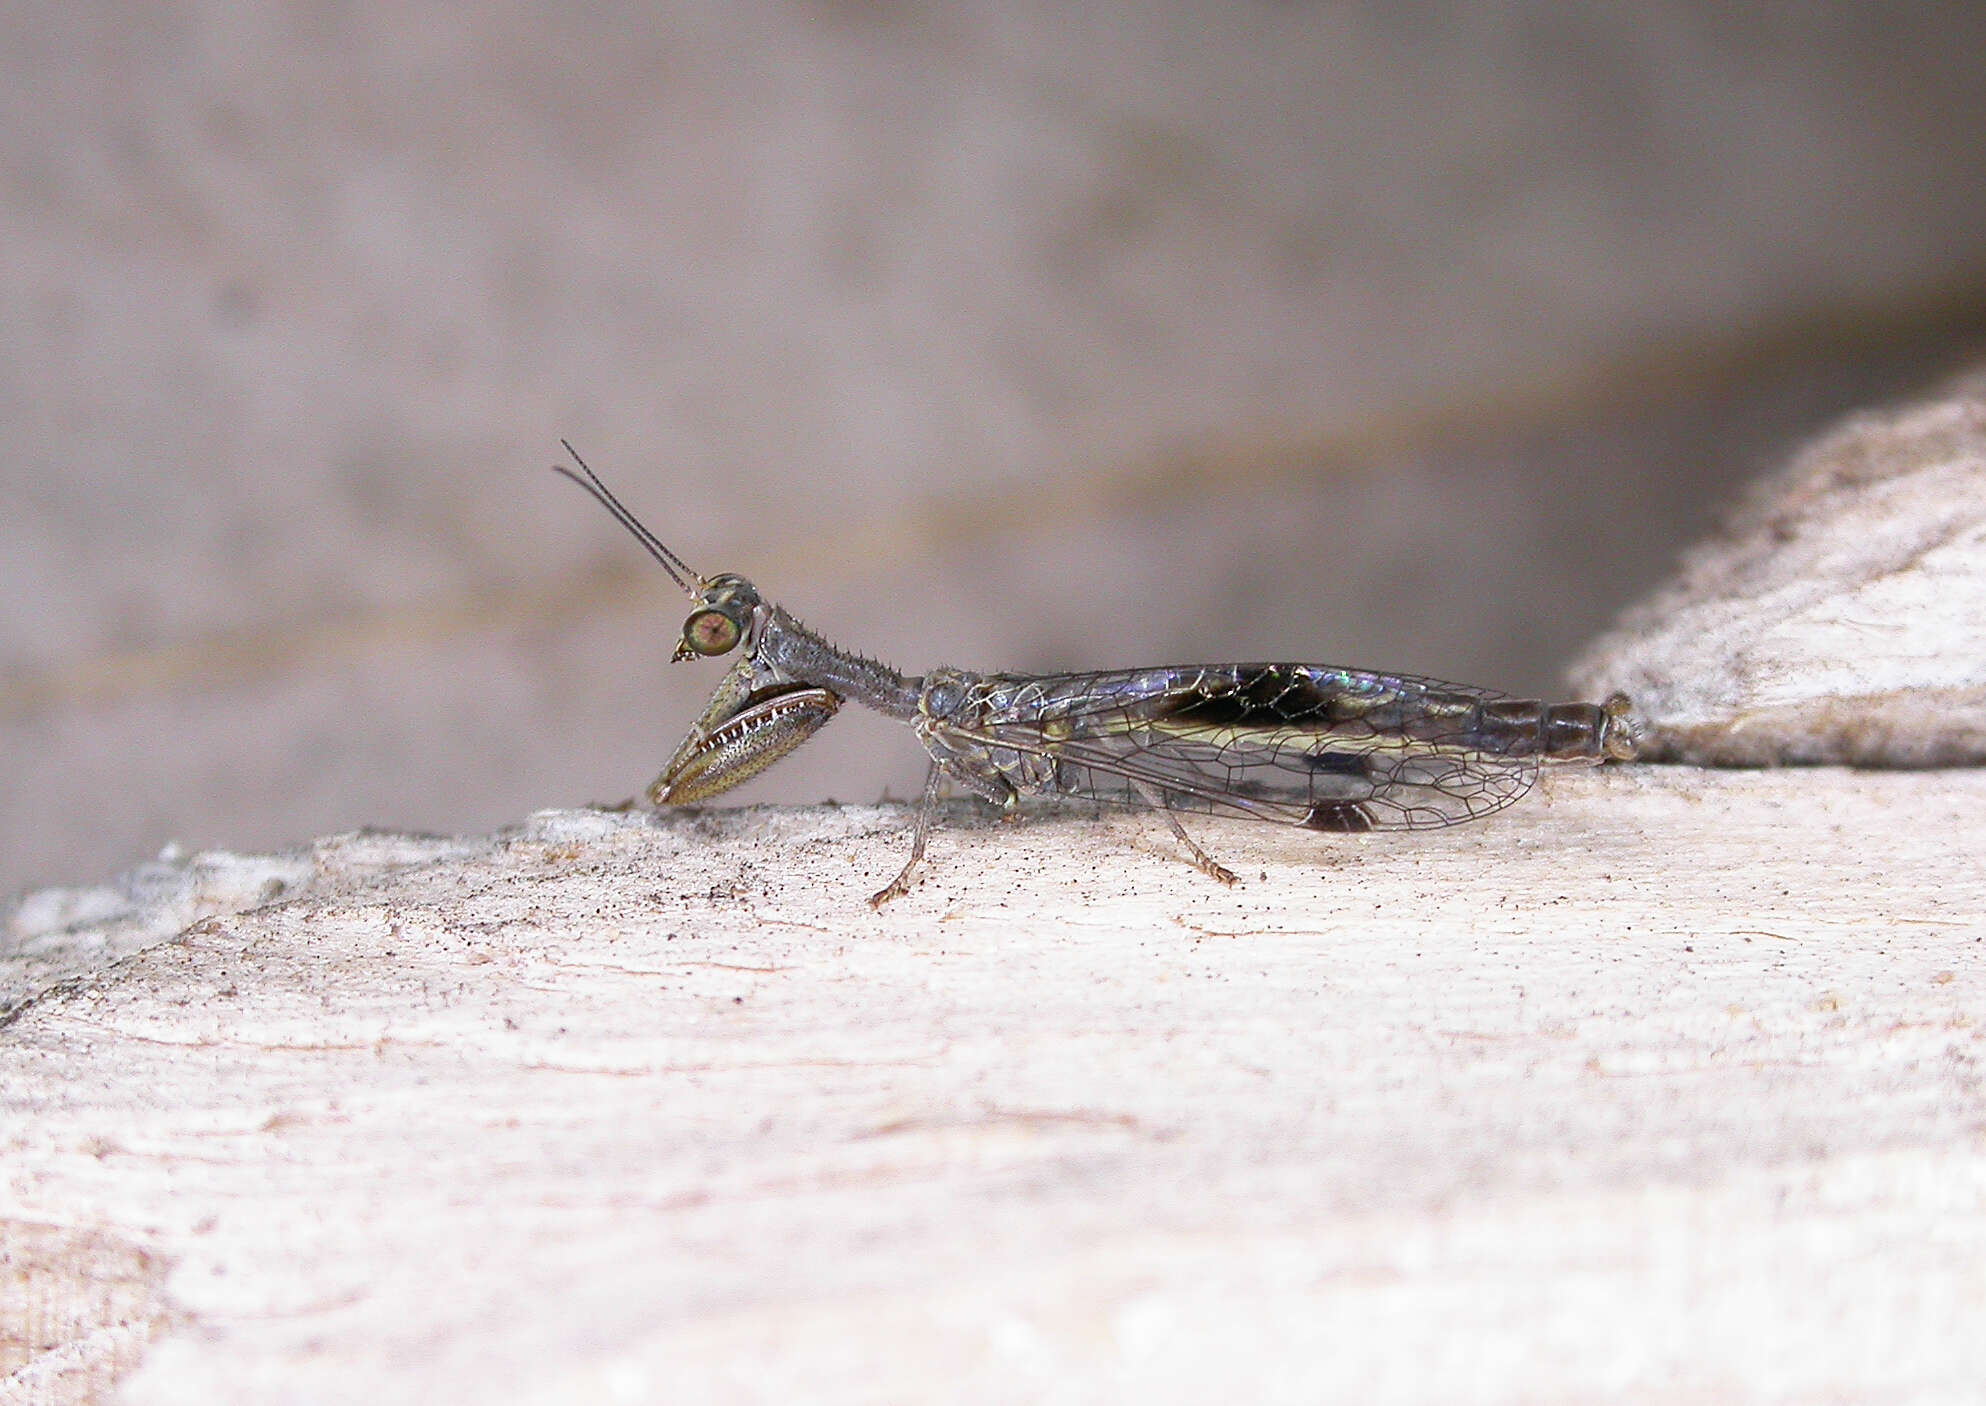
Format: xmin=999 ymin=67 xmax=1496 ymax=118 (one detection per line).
xmin=6 ymin=3 xmax=1986 ymax=895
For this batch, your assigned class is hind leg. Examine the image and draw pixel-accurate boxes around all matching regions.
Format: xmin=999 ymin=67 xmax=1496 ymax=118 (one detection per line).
xmin=1130 ymin=781 xmax=1239 ymax=886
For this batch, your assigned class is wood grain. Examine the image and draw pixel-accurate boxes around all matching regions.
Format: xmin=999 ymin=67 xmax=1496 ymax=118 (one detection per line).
xmin=4 ymin=774 xmax=1982 ymax=1403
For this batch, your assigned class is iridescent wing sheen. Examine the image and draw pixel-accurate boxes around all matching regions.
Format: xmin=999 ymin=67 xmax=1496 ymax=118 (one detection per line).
xmin=946 ymin=663 xmax=1542 ymax=833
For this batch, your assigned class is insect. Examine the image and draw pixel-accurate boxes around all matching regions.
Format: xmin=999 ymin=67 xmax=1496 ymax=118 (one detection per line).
xmin=554 ymin=445 xmax=1639 ymax=906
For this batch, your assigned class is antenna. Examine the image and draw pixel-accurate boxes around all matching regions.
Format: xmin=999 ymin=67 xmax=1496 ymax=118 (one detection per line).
xmin=551 ymin=441 xmax=701 ymax=595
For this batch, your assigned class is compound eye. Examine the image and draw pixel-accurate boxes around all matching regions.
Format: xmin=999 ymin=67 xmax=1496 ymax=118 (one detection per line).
xmin=683 ymin=607 xmax=743 ymax=656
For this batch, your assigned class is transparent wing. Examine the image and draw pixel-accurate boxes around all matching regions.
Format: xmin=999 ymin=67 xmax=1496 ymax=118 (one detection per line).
xmin=951 ymin=664 xmax=1542 ymax=832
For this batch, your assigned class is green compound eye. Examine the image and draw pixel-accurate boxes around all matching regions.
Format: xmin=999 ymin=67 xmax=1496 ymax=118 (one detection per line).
xmin=683 ymin=607 xmax=743 ymax=656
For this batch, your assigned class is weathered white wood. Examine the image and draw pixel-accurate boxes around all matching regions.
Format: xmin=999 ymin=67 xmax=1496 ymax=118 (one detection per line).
xmin=1571 ymin=365 xmax=1986 ymax=765
xmin=4 ymin=772 xmax=1983 ymax=1403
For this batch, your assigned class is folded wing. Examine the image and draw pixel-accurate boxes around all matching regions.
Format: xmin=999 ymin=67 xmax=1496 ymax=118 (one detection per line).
xmin=958 ymin=664 xmax=1541 ymax=832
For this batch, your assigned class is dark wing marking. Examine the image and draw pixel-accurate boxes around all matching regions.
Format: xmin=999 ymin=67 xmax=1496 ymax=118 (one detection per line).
xmin=947 ymin=664 xmax=1540 ymax=832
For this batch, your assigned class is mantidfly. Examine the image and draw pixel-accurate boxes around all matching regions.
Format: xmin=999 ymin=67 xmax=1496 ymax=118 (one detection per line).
xmin=554 ymin=445 xmax=1639 ymax=906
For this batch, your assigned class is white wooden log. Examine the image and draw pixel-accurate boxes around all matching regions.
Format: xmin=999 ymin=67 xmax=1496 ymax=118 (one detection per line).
xmin=1569 ymin=365 xmax=1986 ymax=766
xmin=5 ymin=773 xmax=1983 ymax=1404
